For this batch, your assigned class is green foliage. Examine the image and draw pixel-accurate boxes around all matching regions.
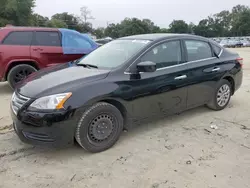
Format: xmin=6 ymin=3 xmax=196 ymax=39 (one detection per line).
xmin=30 ymin=13 xmax=49 ymax=27
xmin=169 ymin=20 xmax=189 ymax=33
xmin=46 ymin=19 xmax=68 ymax=28
xmin=0 ymin=0 xmax=35 ymax=26
xmin=103 ymin=18 xmax=161 ymax=38
xmin=193 ymin=4 xmax=250 ymax=37
xmin=94 ymin=27 xmax=105 ymax=38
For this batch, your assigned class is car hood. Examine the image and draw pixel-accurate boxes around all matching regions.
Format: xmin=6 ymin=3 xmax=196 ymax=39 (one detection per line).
xmin=16 ymin=63 xmax=110 ymax=98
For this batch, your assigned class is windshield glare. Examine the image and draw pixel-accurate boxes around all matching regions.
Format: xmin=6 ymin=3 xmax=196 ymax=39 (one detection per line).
xmin=77 ymin=39 xmax=150 ymax=69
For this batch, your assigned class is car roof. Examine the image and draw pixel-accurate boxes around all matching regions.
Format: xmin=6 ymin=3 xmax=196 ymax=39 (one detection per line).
xmin=0 ymin=26 xmax=59 ymax=32
xmin=119 ymin=33 xmax=205 ymax=41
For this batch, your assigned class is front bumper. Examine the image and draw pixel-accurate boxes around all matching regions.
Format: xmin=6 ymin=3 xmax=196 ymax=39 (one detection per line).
xmin=11 ymin=108 xmax=79 ymax=148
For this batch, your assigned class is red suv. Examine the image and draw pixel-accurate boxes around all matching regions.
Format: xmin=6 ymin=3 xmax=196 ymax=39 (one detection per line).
xmin=0 ymin=27 xmax=98 ymax=88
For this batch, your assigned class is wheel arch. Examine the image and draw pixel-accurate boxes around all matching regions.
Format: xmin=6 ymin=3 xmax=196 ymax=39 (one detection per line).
xmin=222 ymin=76 xmax=235 ymax=95
xmin=5 ymin=60 xmax=40 ymax=80
xmin=99 ymin=99 xmax=128 ymax=126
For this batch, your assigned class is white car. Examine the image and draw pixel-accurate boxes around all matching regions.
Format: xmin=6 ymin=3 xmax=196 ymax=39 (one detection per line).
xmin=241 ymin=40 xmax=250 ymax=47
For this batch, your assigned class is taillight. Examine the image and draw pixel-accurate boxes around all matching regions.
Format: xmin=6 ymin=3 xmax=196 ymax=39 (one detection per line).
xmin=236 ymin=57 xmax=243 ymax=67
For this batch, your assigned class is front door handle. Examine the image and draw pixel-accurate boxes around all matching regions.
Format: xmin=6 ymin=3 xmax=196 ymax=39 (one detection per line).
xmin=212 ymin=67 xmax=220 ymax=72
xmin=175 ymin=75 xmax=187 ymax=80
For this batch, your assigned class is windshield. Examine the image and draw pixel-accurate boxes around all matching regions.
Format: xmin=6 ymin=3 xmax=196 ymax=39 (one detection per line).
xmin=77 ymin=39 xmax=150 ymax=69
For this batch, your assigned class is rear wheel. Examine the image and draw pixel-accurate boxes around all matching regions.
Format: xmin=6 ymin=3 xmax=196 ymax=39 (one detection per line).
xmin=206 ymin=79 xmax=232 ymax=111
xmin=75 ymin=102 xmax=124 ymax=153
xmin=7 ymin=64 xmax=37 ymax=89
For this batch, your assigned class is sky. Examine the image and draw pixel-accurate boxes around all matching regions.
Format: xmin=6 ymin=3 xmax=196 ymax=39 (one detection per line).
xmin=34 ymin=0 xmax=250 ymax=28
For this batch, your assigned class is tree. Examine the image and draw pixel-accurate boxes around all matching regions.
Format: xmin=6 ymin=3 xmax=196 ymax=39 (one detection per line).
xmin=159 ymin=28 xmax=169 ymax=33
xmin=46 ymin=19 xmax=68 ymax=28
xmin=169 ymin=20 xmax=189 ymax=33
xmin=230 ymin=5 xmax=250 ymax=36
xmin=188 ymin=22 xmax=195 ymax=34
xmin=31 ymin=13 xmax=49 ymax=27
xmin=51 ymin=11 xmax=93 ymax=33
xmin=142 ymin=19 xmax=161 ymax=33
xmin=103 ymin=18 xmax=162 ymax=38
xmin=0 ymin=0 xmax=35 ymax=26
xmin=231 ymin=8 xmax=250 ymax=36
xmin=104 ymin=23 xmax=120 ymax=38
xmin=80 ymin=6 xmax=94 ymax=24
xmin=94 ymin=27 xmax=105 ymax=38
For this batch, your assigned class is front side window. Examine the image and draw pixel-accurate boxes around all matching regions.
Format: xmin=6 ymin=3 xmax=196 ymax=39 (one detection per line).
xmin=140 ymin=40 xmax=182 ymax=69
xmin=33 ymin=31 xmax=61 ymax=46
xmin=77 ymin=39 xmax=150 ymax=69
xmin=2 ymin=31 xmax=33 ymax=45
xmin=185 ymin=40 xmax=212 ymax=61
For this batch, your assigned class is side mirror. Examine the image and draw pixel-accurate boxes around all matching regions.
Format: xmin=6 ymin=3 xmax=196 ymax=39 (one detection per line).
xmin=137 ymin=61 xmax=156 ymax=73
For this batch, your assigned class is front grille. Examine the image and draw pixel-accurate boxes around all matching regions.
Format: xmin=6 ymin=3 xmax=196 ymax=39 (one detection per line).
xmin=11 ymin=92 xmax=30 ymax=115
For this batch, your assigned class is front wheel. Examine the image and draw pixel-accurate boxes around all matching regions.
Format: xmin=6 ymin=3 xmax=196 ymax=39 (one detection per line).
xmin=7 ymin=64 xmax=37 ymax=89
xmin=206 ymin=79 xmax=232 ymax=111
xmin=75 ymin=102 xmax=124 ymax=153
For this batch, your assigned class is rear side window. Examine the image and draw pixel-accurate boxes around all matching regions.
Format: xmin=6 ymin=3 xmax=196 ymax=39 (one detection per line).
xmin=184 ymin=40 xmax=213 ymax=61
xmin=33 ymin=31 xmax=61 ymax=46
xmin=2 ymin=31 xmax=33 ymax=45
xmin=212 ymin=44 xmax=222 ymax=56
xmin=64 ymin=33 xmax=92 ymax=49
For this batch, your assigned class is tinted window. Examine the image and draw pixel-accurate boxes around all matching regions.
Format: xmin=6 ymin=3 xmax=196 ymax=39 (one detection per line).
xmin=3 ymin=31 xmax=33 ymax=45
xmin=141 ymin=40 xmax=182 ymax=69
xmin=185 ymin=40 xmax=212 ymax=61
xmin=212 ymin=44 xmax=222 ymax=55
xmin=64 ymin=33 xmax=92 ymax=49
xmin=34 ymin=31 xmax=61 ymax=46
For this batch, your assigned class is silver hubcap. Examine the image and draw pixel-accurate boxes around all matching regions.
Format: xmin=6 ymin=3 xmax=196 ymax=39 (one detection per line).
xmin=217 ymin=84 xmax=230 ymax=107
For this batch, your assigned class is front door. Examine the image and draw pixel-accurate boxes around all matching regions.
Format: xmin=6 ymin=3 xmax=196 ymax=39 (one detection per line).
xmin=183 ymin=39 xmax=225 ymax=108
xmin=123 ymin=40 xmax=189 ymax=120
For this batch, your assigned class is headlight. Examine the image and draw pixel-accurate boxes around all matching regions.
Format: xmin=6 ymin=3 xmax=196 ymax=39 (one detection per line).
xmin=28 ymin=93 xmax=72 ymax=110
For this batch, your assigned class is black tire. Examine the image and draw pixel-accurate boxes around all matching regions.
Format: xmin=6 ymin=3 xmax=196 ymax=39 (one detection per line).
xmin=75 ymin=102 xmax=124 ymax=153
xmin=7 ymin=64 xmax=37 ymax=89
xmin=206 ymin=79 xmax=232 ymax=111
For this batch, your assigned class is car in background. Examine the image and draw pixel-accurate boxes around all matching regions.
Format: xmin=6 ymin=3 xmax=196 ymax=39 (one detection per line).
xmin=234 ymin=40 xmax=243 ymax=47
xmin=95 ymin=37 xmax=113 ymax=46
xmin=219 ymin=40 xmax=229 ymax=47
xmin=227 ymin=40 xmax=238 ymax=48
xmin=241 ymin=39 xmax=250 ymax=47
xmin=11 ymin=33 xmax=243 ymax=152
xmin=0 ymin=27 xmax=98 ymax=88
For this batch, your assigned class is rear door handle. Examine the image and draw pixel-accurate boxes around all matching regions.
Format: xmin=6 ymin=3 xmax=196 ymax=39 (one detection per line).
xmin=175 ymin=75 xmax=187 ymax=80
xmin=212 ymin=67 xmax=220 ymax=72
xmin=33 ymin=48 xmax=43 ymax=51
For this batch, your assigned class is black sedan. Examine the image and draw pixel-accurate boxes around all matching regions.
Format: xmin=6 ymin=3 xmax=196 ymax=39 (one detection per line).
xmin=11 ymin=34 xmax=243 ymax=153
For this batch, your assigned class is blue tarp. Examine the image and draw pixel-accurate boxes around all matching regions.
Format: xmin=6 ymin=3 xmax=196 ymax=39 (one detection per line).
xmin=59 ymin=28 xmax=98 ymax=55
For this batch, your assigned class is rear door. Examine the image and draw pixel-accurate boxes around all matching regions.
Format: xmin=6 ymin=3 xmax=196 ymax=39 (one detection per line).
xmin=183 ymin=39 xmax=225 ymax=108
xmin=31 ymin=31 xmax=65 ymax=67
xmin=0 ymin=31 xmax=33 ymax=77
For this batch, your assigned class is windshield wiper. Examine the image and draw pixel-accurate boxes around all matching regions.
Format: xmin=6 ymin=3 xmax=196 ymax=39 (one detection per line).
xmin=77 ymin=63 xmax=98 ymax=69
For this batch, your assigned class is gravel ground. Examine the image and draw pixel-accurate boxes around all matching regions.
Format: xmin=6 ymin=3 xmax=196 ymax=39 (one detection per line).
xmin=0 ymin=48 xmax=250 ymax=188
